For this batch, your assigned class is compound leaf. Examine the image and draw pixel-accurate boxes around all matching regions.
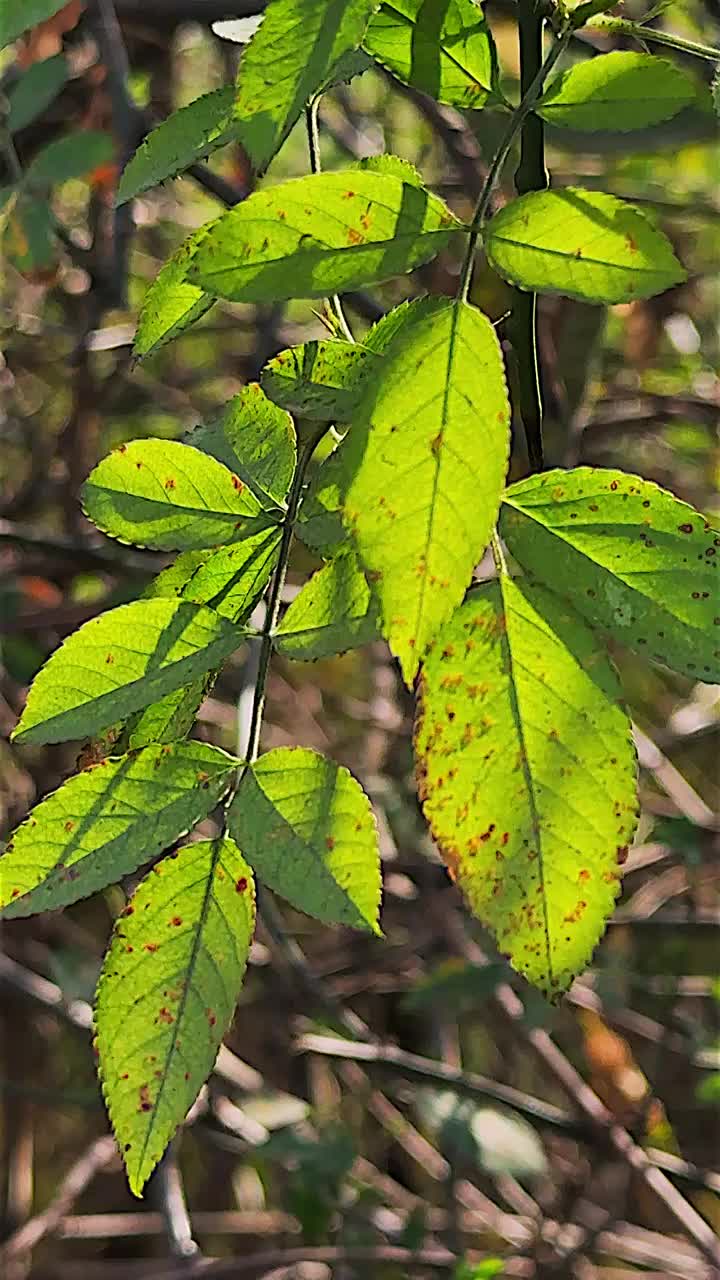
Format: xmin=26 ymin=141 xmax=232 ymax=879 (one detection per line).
xmin=228 ymin=747 xmax=381 ymax=932
xmin=96 ymin=838 xmax=255 ymax=1196
xmin=189 ymin=167 xmax=461 ymax=303
xmin=537 ymin=51 xmax=696 ymax=132
xmin=274 ymin=550 xmax=380 ymax=660
xmin=0 ymin=743 xmax=236 ymax=918
xmin=500 ymin=467 xmax=720 ymax=682
xmin=341 ymin=296 xmax=510 ymax=683
xmin=484 ymin=188 xmax=685 ymax=304
xmin=365 ymin=0 xmax=496 ymax=110
xmin=415 ymin=577 xmax=637 ymax=998
xmin=82 ymin=439 xmax=267 ymax=551
xmin=187 ymin=384 xmax=296 ymax=507
xmin=12 ymin=599 xmax=244 ymax=746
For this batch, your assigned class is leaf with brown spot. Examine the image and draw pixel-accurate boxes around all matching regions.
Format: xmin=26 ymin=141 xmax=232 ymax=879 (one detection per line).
xmin=500 ymin=466 xmax=720 ymax=681
xmin=0 ymin=743 xmax=237 ymax=918
xmin=95 ymin=838 xmax=255 ymax=1196
xmin=415 ymin=577 xmax=637 ymax=998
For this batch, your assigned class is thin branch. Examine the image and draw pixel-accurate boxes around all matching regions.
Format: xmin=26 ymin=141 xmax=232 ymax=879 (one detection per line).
xmin=152 ymin=1244 xmax=458 ymax=1279
xmin=0 ymin=1135 xmax=118 ymax=1264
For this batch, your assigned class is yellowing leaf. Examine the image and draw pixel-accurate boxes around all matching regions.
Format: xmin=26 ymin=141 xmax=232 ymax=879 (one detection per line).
xmin=415 ymin=577 xmax=637 ymax=998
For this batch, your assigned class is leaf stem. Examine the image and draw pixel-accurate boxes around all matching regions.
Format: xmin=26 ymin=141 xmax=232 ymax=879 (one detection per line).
xmin=457 ymin=22 xmax=573 ymax=303
xmin=508 ymin=0 xmax=548 ymax=474
xmin=305 ymin=99 xmax=355 ymax=342
xmin=588 ymin=15 xmax=720 ymax=62
xmin=240 ymin=424 xmax=327 ymax=772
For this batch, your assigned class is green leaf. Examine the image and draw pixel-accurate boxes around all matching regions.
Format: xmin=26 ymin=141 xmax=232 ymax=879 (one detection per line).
xmin=117 ymin=0 xmax=379 ymax=203
xmin=415 ymin=577 xmax=637 ymax=998
xmin=187 ymin=384 xmax=296 ymax=508
xmin=500 ymin=466 xmax=720 ymax=682
xmin=484 ymin=188 xmax=686 ymax=304
xmin=365 ymin=0 xmax=496 ymax=110
xmin=12 ymin=598 xmax=244 ymax=746
xmin=25 ymin=131 xmax=114 ymax=186
xmin=229 ymin=0 xmax=380 ymax=174
xmin=189 ymin=167 xmax=461 ymax=304
xmin=262 ymin=339 xmax=371 ymax=422
xmin=82 ymin=439 xmax=267 ymax=551
xmin=6 ymin=55 xmax=68 ymax=134
xmin=0 ymin=0 xmax=72 ymax=50
xmin=125 ymin=679 xmax=215 ymax=751
xmin=296 ymin=445 xmax=349 ymax=555
xmin=117 ymin=86 xmax=236 ymax=207
xmin=115 ymin=527 xmax=281 ymax=750
xmin=228 ymin=747 xmax=381 ymax=932
xmin=537 ymin=51 xmax=696 ymax=132
xmin=178 ymin=527 xmax=282 ymax=620
xmin=0 ymin=743 xmax=236 ymax=918
xmin=341 ymin=296 xmax=510 ymax=684
xmin=4 ymin=193 xmax=55 ymax=272
xmin=95 ymin=838 xmax=255 ymax=1196
xmin=274 ymin=550 xmax=380 ymax=660
xmin=261 ymin=301 xmax=412 ymax=423
xmin=133 ymin=224 xmax=217 ymax=360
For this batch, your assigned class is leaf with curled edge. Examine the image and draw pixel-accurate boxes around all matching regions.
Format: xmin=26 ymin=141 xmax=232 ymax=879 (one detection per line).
xmin=415 ymin=577 xmax=637 ymax=999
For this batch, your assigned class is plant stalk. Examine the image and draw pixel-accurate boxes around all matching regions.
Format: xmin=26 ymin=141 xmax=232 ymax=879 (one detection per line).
xmin=509 ymin=0 xmax=549 ymax=473
xmin=457 ymin=21 xmax=572 ymax=302
xmin=305 ymin=99 xmax=355 ymax=342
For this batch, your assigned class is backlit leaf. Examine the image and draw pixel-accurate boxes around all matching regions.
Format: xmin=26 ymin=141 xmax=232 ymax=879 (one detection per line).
xmin=117 ymin=0 xmax=378 ymax=202
xmin=117 ymin=87 xmax=236 ymax=206
xmin=96 ymin=838 xmax=255 ymax=1196
xmin=537 ymin=51 xmax=695 ymax=132
xmin=500 ymin=467 xmax=720 ymax=682
xmin=4 ymin=193 xmax=55 ymax=272
xmin=82 ymin=439 xmax=267 ymax=551
xmin=187 ymin=384 xmax=296 ymax=507
xmin=228 ymin=747 xmax=381 ymax=932
xmin=133 ymin=224 xmax=217 ymax=360
xmin=341 ymin=297 xmax=510 ymax=683
xmin=12 ymin=599 xmax=244 ymax=746
xmin=274 ymin=550 xmax=380 ymax=660
xmin=365 ymin=0 xmax=496 ymax=110
xmin=262 ymin=300 xmax=411 ymax=422
xmin=484 ymin=188 xmax=685 ymax=304
xmin=189 ymin=167 xmax=461 ymax=303
xmin=415 ymin=577 xmax=637 ymax=998
xmin=229 ymin=0 xmax=380 ymax=174
xmin=0 ymin=743 xmax=236 ymax=918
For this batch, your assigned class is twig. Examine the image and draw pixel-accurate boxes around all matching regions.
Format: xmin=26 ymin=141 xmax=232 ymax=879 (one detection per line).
xmin=148 ymin=1146 xmax=201 ymax=1263
xmin=151 ymin=1244 xmax=458 ymax=1278
xmin=507 ymin=0 xmax=547 ymax=472
xmin=0 ymin=1135 xmax=118 ymax=1263
xmin=306 ymin=98 xmax=354 ymax=341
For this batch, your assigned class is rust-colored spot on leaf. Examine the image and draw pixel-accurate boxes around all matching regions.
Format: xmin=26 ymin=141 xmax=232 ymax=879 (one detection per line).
xmin=231 ymin=474 xmax=244 ymax=492
xmin=678 ymin=523 xmax=693 ymax=534
xmin=169 ymin=916 xmax=182 ymax=927
xmin=157 ymin=1007 xmax=174 ymax=1024
xmin=144 ymin=943 xmax=159 ymax=953
xmin=165 ymin=477 xmax=176 ymax=490
xmin=347 ymin=227 xmax=363 ymax=246
xmin=235 ymin=877 xmax=248 ymax=893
